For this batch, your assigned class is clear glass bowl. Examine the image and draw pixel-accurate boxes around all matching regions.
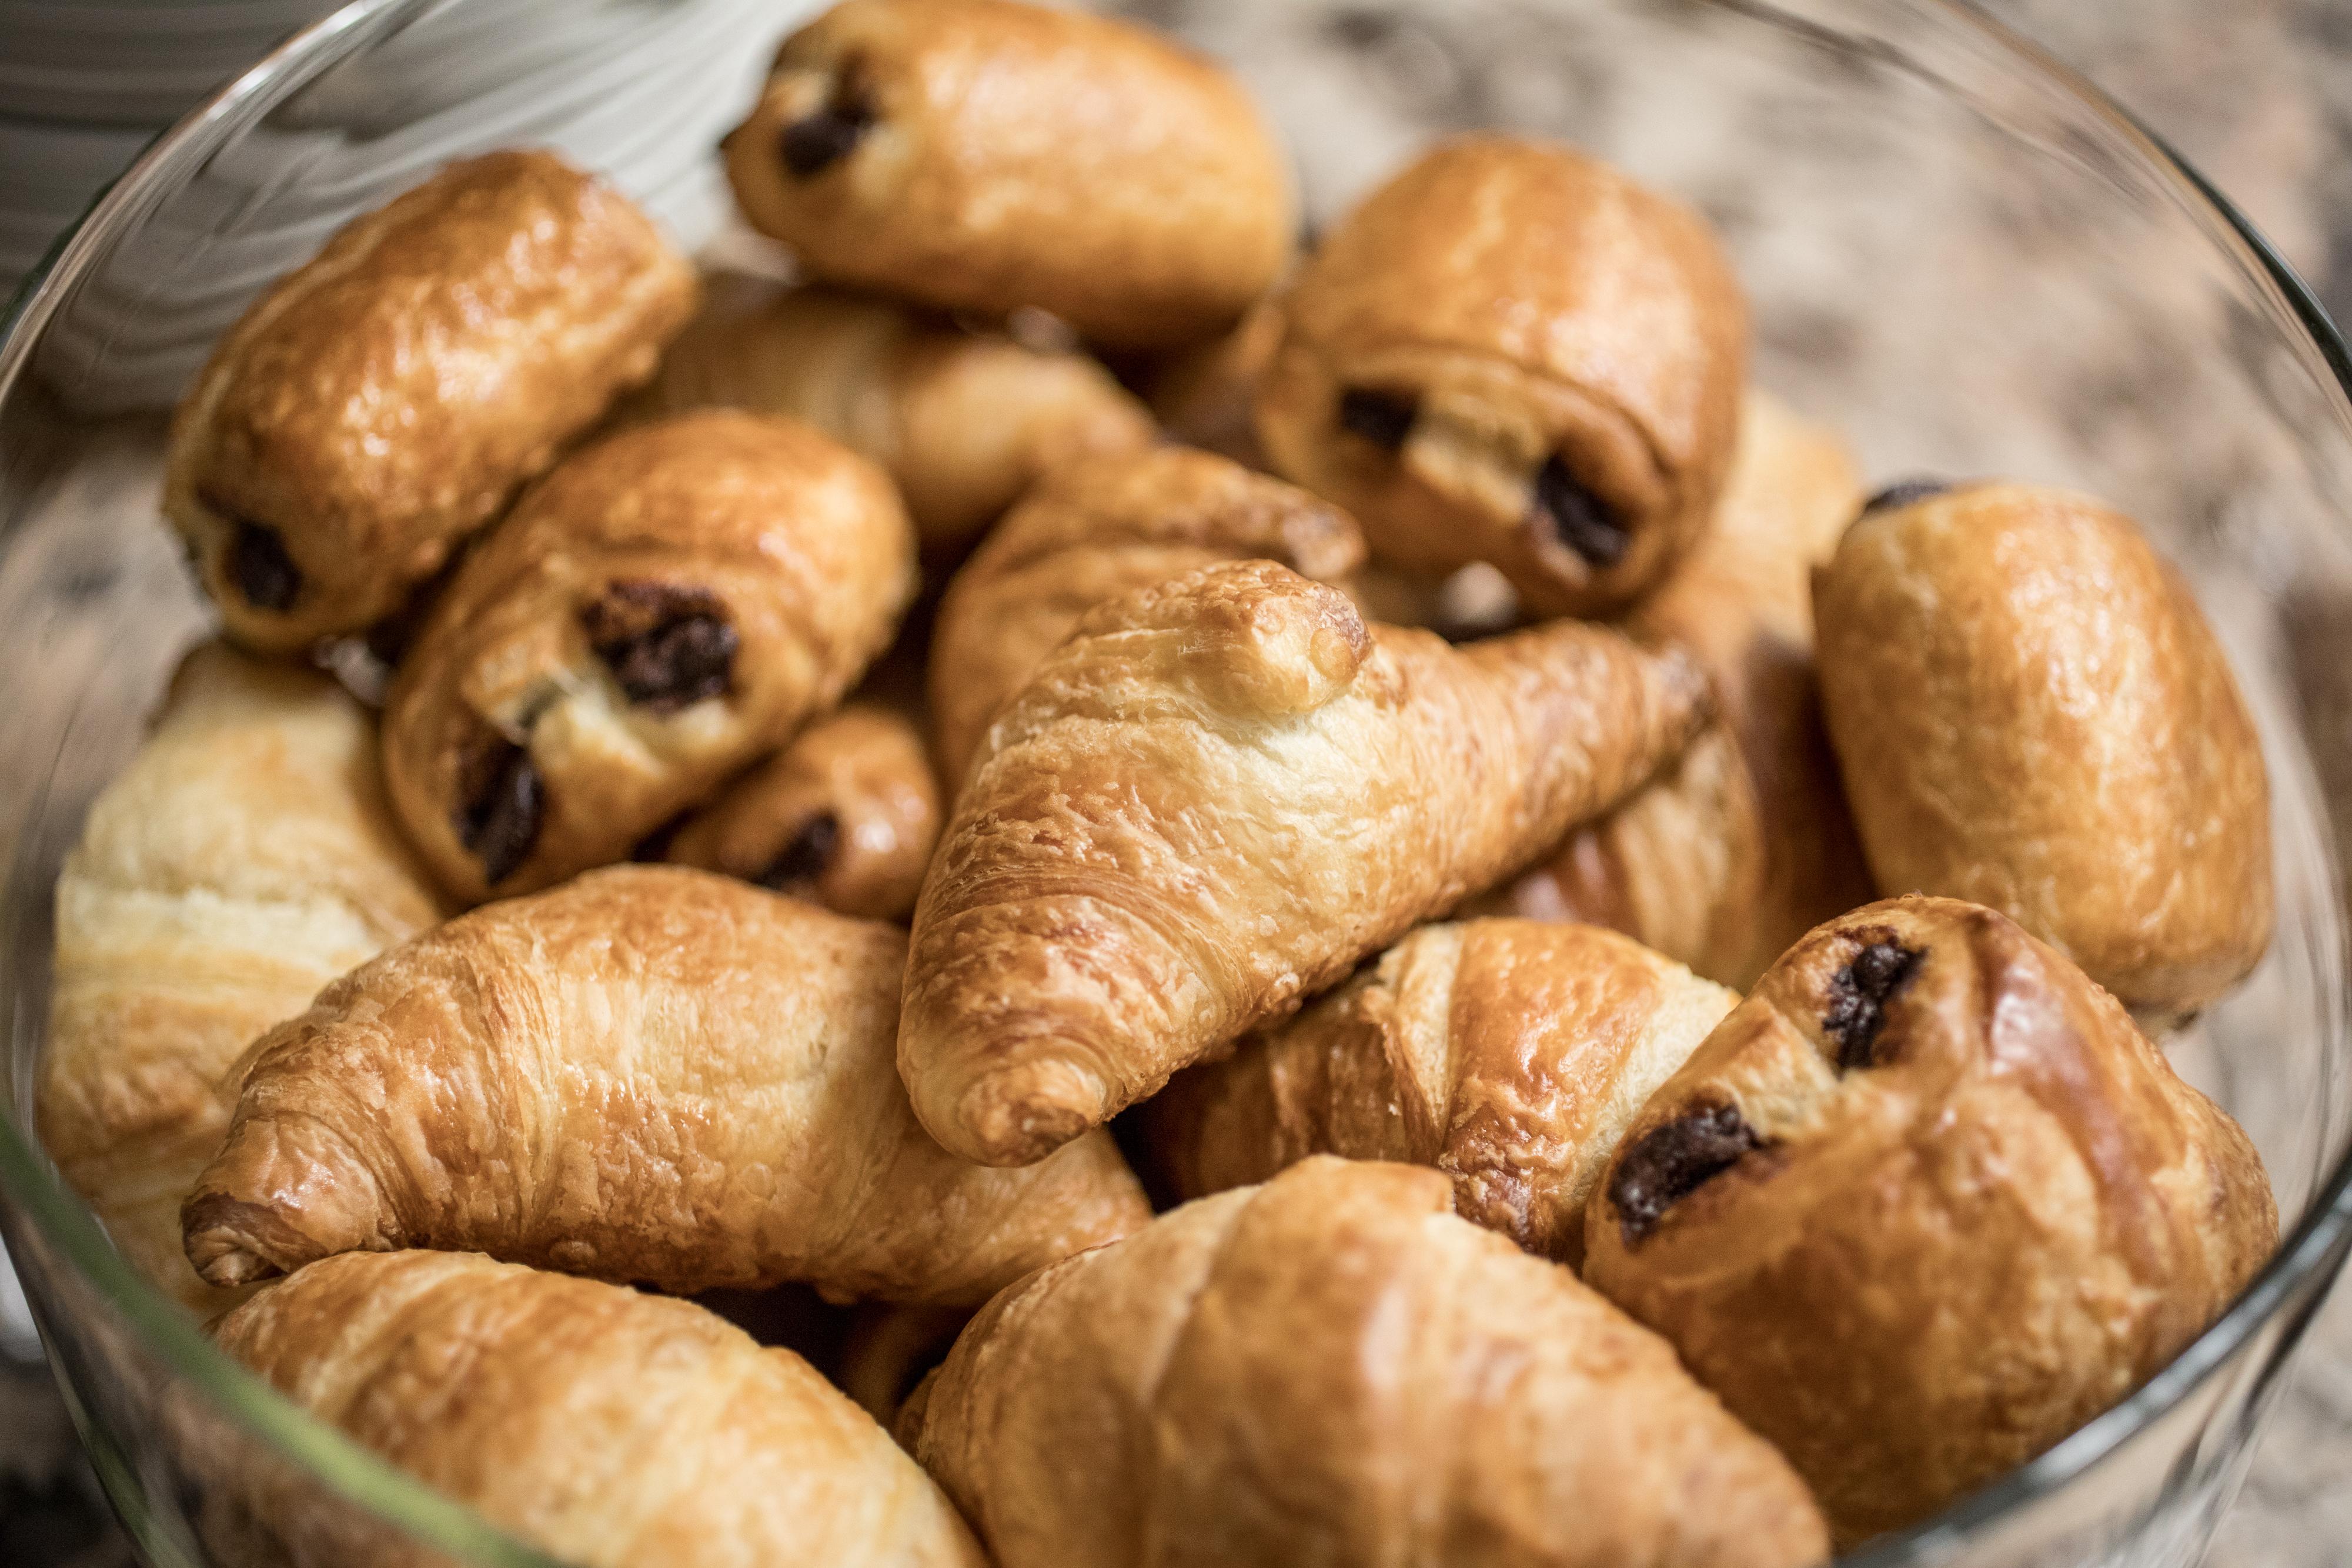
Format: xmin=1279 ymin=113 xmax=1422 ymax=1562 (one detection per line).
xmin=3 ymin=1 xmax=2350 ymax=1563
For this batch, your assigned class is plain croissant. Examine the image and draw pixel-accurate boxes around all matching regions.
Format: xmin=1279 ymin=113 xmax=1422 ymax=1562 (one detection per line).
xmin=38 ymin=644 xmax=444 ymax=1313
xmin=182 ymin=864 xmax=1150 ymax=1300
xmin=900 ymin=558 xmax=1711 ymax=1166
xmin=204 ymin=1249 xmax=983 ymax=1567
xmin=902 ymin=1155 xmax=1830 ymax=1567
xmin=1143 ymin=919 xmax=1736 ymax=1266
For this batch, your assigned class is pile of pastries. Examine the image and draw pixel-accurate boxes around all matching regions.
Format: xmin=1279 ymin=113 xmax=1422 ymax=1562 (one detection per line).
xmin=39 ymin=1 xmax=2283 ymax=1563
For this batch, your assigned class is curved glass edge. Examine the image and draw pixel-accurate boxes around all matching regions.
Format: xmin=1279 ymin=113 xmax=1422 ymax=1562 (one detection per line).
xmin=0 ymin=1 xmax=2344 ymax=1565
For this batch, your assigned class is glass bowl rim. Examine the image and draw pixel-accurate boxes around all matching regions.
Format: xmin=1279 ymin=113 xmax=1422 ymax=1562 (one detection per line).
xmin=0 ymin=1 xmax=2348 ymax=1563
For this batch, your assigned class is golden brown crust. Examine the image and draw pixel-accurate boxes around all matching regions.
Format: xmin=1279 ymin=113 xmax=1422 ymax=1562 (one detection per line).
xmin=38 ymin=646 xmax=444 ymax=1314
xmin=1581 ymin=897 xmax=2277 ymax=1546
xmin=904 ymin=1156 xmax=1830 ymax=1567
xmin=1256 ymin=136 xmax=1748 ymax=617
xmin=926 ymin=446 xmax=1367 ymax=787
xmin=206 ymin=1251 xmax=984 ymax=1568
xmin=163 ymin=151 xmax=697 ymax=651
xmin=666 ymin=704 xmax=943 ymax=922
xmin=182 ymin=865 xmax=1149 ymax=1303
xmin=1813 ymin=483 xmax=2272 ymax=1014
xmin=381 ymin=410 xmax=917 ymax=902
xmin=901 ymin=559 xmax=1712 ymax=1167
xmin=638 ymin=279 xmax=1155 ymax=549
xmin=1145 ymin=920 xmax=1736 ymax=1266
xmin=725 ymin=0 xmax=1293 ymax=348
xmin=1486 ymin=392 xmax=1869 ymax=984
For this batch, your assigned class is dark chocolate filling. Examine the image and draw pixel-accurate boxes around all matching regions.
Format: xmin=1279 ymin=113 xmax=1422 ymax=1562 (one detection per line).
xmin=1528 ymin=453 xmax=1630 ymax=567
xmin=582 ymin=580 xmax=738 ymax=713
xmin=1823 ymin=936 xmax=1925 ymax=1072
xmin=1609 ymin=1099 xmax=1767 ymax=1245
xmin=1336 ymin=386 xmax=1418 ymax=451
xmin=1859 ymin=477 xmax=1952 ymax=517
xmin=758 ymin=811 xmax=841 ymax=892
xmin=780 ymin=81 xmax=876 ymax=178
xmin=226 ymin=518 xmax=302 ymax=612
xmin=455 ymin=737 xmax=544 ymax=887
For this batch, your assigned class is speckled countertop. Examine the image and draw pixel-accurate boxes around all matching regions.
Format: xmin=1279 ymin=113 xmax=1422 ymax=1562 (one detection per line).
xmin=2 ymin=2 xmax=2350 ymax=1564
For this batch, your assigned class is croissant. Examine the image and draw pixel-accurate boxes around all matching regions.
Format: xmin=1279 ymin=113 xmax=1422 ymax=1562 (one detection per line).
xmin=636 ymin=278 xmax=1154 ymax=550
xmin=381 ymin=410 xmax=917 ymax=902
xmin=665 ymin=703 xmax=942 ymax=921
xmin=1142 ymin=290 xmax=1289 ymax=467
xmin=1813 ymin=482 xmax=2271 ymax=1017
xmin=903 ymin=1155 xmax=1830 ymax=1567
xmin=900 ymin=559 xmax=1711 ymax=1166
xmin=1481 ymin=391 xmax=1871 ymax=985
xmin=926 ymin=446 xmax=1366 ymax=787
xmin=837 ymin=1303 xmax=971 ymax=1426
xmin=163 ymin=150 xmax=697 ymax=651
xmin=204 ymin=1249 xmax=983 ymax=1568
xmin=1581 ymin=897 xmax=2276 ymax=1546
xmin=38 ymin=645 xmax=444 ymax=1313
xmin=1143 ymin=919 xmax=1736 ymax=1266
xmin=182 ymin=864 xmax=1150 ymax=1302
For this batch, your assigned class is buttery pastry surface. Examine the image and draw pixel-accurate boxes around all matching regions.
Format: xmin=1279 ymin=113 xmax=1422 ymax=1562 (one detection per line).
xmin=382 ymin=409 xmax=916 ymax=902
xmin=725 ymin=0 xmax=1294 ymax=348
xmin=1145 ymin=919 xmax=1736 ymax=1266
xmin=39 ymin=645 xmax=443 ymax=1314
xmin=1255 ymin=135 xmax=1748 ymax=617
xmin=1581 ymin=897 xmax=2277 ymax=1546
xmin=1813 ymin=482 xmax=2272 ymax=1015
xmin=901 ymin=558 xmax=1711 ymax=1167
xmin=903 ymin=1155 xmax=1830 ymax=1568
xmin=637 ymin=278 xmax=1154 ymax=549
xmin=163 ymin=149 xmax=697 ymax=651
xmin=1485 ymin=390 xmax=1870 ymax=985
xmin=926 ymin=445 xmax=1367 ymax=787
xmin=666 ymin=703 xmax=943 ymax=922
xmin=183 ymin=864 xmax=1149 ymax=1303
xmin=206 ymin=1250 xmax=984 ymax=1568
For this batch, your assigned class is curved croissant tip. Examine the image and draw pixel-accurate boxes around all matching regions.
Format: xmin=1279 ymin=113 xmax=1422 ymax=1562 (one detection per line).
xmin=1186 ymin=572 xmax=1369 ymax=716
xmin=943 ymin=1058 xmax=1105 ymax=1168
xmin=180 ymin=1192 xmax=306 ymax=1288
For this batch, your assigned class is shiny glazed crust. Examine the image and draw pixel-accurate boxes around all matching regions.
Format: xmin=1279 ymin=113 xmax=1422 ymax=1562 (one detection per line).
xmin=724 ymin=0 xmax=1294 ymax=348
xmin=38 ymin=646 xmax=443 ymax=1313
xmin=163 ymin=151 xmax=697 ymax=651
xmin=1813 ymin=483 xmax=2273 ymax=1014
xmin=900 ymin=559 xmax=1711 ymax=1167
xmin=903 ymin=1156 xmax=1831 ymax=1568
xmin=1144 ymin=920 xmax=1736 ymax=1266
xmin=637 ymin=280 xmax=1154 ymax=549
xmin=206 ymin=1251 xmax=985 ymax=1568
xmin=926 ymin=445 xmax=1366 ymax=788
xmin=1255 ymin=135 xmax=1748 ymax=617
xmin=182 ymin=865 xmax=1149 ymax=1303
xmin=381 ymin=410 xmax=917 ymax=903
xmin=1581 ymin=897 xmax=2277 ymax=1546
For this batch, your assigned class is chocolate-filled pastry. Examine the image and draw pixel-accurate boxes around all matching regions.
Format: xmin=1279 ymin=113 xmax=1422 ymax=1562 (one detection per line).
xmin=724 ymin=0 xmax=1293 ymax=349
xmin=1255 ymin=136 xmax=1748 ymax=618
xmin=666 ymin=703 xmax=942 ymax=922
xmin=206 ymin=1251 xmax=984 ymax=1568
xmin=1482 ymin=392 xmax=1870 ymax=985
xmin=902 ymin=1156 xmax=1830 ymax=1568
xmin=1144 ymin=920 xmax=1735 ymax=1266
xmin=164 ymin=151 xmax=697 ymax=652
xmin=38 ymin=646 xmax=443 ymax=1314
xmin=382 ymin=410 xmax=916 ymax=902
xmin=926 ymin=446 xmax=1366 ymax=787
xmin=1581 ymin=897 xmax=2276 ymax=1547
xmin=901 ymin=559 xmax=1710 ymax=1167
xmin=183 ymin=865 xmax=1150 ymax=1302
xmin=1143 ymin=291 xmax=1289 ymax=467
xmin=1813 ymin=483 xmax=2271 ymax=1016
xmin=637 ymin=279 xmax=1154 ymax=550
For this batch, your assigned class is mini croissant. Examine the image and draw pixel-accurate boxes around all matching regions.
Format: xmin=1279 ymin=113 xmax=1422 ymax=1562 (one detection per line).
xmin=900 ymin=559 xmax=1710 ymax=1166
xmin=1582 ymin=897 xmax=2276 ymax=1546
xmin=926 ymin=445 xmax=1366 ymax=787
xmin=903 ymin=1155 xmax=1830 ymax=1567
xmin=382 ymin=410 xmax=916 ymax=902
xmin=39 ymin=646 xmax=444 ymax=1313
xmin=666 ymin=703 xmax=943 ymax=921
xmin=1145 ymin=919 xmax=1736 ymax=1266
xmin=205 ymin=1250 xmax=983 ymax=1568
xmin=183 ymin=865 xmax=1150 ymax=1302
xmin=636 ymin=278 xmax=1154 ymax=550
